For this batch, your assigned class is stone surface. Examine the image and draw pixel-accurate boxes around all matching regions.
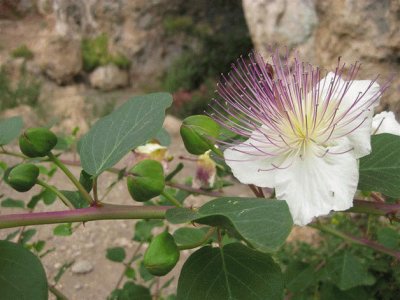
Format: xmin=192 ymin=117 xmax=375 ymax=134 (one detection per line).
xmin=38 ymin=82 xmax=89 ymax=133
xmin=71 ymin=260 xmax=94 ymax=274
xmin=1 ymin=104 xmax=38 ymax=128
xmin=34 ymin=33 xmax=82 ymax=84
xmin=89 ymin=64 xmax=129 ymax=91
xmin=243 ymin=0 xmax=400 ymax=115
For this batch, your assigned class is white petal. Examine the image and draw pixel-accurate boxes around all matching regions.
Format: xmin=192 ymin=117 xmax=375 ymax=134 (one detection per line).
xmin=274 ymin=142 xmax=358 ymax=226
xmin=372 ymin=111 xmax=400 ymax=136
xmin=224 ymin=146 xmax=277 ymax=188
xmin=316 ymin=73 xmax=381 ymax=158
xmin=337 ymin=80 xmax=381 ymax=158
xmin=224 ymin=127 xmax=285 ymax=187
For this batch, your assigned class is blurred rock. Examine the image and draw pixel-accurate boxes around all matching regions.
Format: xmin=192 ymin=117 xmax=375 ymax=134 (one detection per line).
xmin=89 ymin=64 xmax=129 ymax=91
xmin=71 ymin=260 xmax=94 ymax=274
xmin=39 ymin=83 xmax=89 ymax=133
xmin=243 ymin=0 xmax=400 ymax=115
xmin=1 ymin=104 xmax=38 ymax=128
xmin=34 ymin=34 xmax=82 ymax=84
xmin=1 ymin=58 xmax=41 ymax=90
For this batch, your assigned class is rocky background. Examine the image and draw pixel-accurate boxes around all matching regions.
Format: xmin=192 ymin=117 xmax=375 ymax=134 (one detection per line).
xmin=0 ymin=0 xmax=398 ymax=132
xmin=243 ymin=0 xmax=400 ymax=114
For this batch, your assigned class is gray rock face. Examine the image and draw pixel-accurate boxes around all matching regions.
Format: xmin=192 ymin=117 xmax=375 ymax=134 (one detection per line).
xmin=242 ymin=0 xmax=400 ymax=115
xmin=243 ymin=0 xmax=317 ymax=49
xmin=89 ymin=64 xmax=129 ymax=91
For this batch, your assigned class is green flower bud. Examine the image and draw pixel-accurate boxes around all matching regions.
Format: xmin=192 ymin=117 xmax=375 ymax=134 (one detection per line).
xmin=144 ymin=231 xmax=180 ymax=276
xmin=6 ymin=163 xmax=39 ymax=192
xmin=127 ymin=159 xmax=165 ymax=202
xmin=180 ymin=115 xmax=220 ymax=155
xmin=19 ymin=127 xmax=58 ymax=157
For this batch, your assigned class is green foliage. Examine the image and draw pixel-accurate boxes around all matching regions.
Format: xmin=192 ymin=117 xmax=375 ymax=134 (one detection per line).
xmin=163 ymin=16 xmax=194 ymax=35
xmin=109 ymin=282 xmax=152 ymax=300
xmin=161 ymin=2 xmax=252 ymax=117
xmin=0 ymin=240 xmax=48 ymax=300
xmin=11 ymin=44 xmax=34 ymax=60
xmin=53 ymin=223 xmax=72 ymax=236
xmin=359 ymin=133 xmax=400 ymax=197
xmin=79 ymin=170 xmax=93 ymax=192
xmin=167 ymin=197 xmax=293 ymax=253
xmin=60 ymin=190 xmax=89 ymax=209
xmin=173 ymin=228 xmax=208 ymax=246
xmin=133 ymin=219 xmax=164 ymax=242
xmin=106 ymin=247 xmax=126 ymax=262
xmin=0 ymin=65 xmax=41 ymax=111
xmin=324 ymin=252 xmax=375 ymax=290
xmin=78 ymin=93 xmax=172 ymax=176
xmin=177 ymin=243 xmax=284 ymax=300
xmin=0 ymin=116 xmax=23 ymax=145
xmin=1 ymin=197 xmax=25 ymax=208
xmin=81 ymin=33 xmax=130 ymax=72
xmin=277 ymin=215 xmax=400 ymax=299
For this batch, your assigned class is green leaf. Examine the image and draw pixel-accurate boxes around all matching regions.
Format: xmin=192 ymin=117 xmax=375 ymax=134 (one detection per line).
xmin=320 ymin=283 xmax=369 ymax=300
xmin=177 ymin=243 xmax=284 ymax=300
xmin=124 ymin=267 xmax=136 ymax=279
xmin=167 ymin=197 xmax=293 ymax=253
xmin=27 ymin=193 xmax=42 ymax=209
xmin=20 ymin=229 xmax=36 ymax=245
xmin=173 ymin=228 xmax=207 ymax=246
xmin=53 ymin=223 xmax=72 ymax=236
xmin=60 ymin=190 xmax=89 ymax=208
xmin=133 ymin=219 xmax=164 ymax=242
xmin=54 ymin=261 xmax=74 ymax=284
xmin=79 ymin=170 xmax=93 ymax=192
xmin=106 ymin=247 xmax=126 ymax=262
xmin=42 ymin=188 xmax=56 ymax=205
xmin=78 ymin=93 xmax=172 ymax=176
xmin=32 ymin=240 xmax=46 ymax=253
xmin=0 ymin=240 xmax=48 ymax=300
xmin=1 ymin=198 xmax=25 ymax=208
xmin=154 ymin=127 xmax=171 ymax=146
xmin=0 ymin=116 xmax=23 ymax=145
xmin=109 ymin=282 xmax=152 ymax=300
xmin=325 ymin=252 xmax=375 ymax=290
xmin=284 ymin=261 xmax=316 ymax=293
xmin=377 ymin=227 xmax=399 ymax=249
xmin=359 ymin=134 xmax=400 ymax=197
xmin=5 ymin=229 xmax=20 ymax=241
xmin=139 ymin=261 xmax=154 ymax=282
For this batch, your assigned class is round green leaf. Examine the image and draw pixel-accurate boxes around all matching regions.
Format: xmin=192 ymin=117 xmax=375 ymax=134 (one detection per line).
xmin=106 ymin=247 xmax=126 ymax=263
xmin=167 ymin=197 xmax=293 ymax=253
xmin=0 ymin=240 xmax=48 ymax=300
xmin=177 ymin=243 xmax=284 ymax=300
